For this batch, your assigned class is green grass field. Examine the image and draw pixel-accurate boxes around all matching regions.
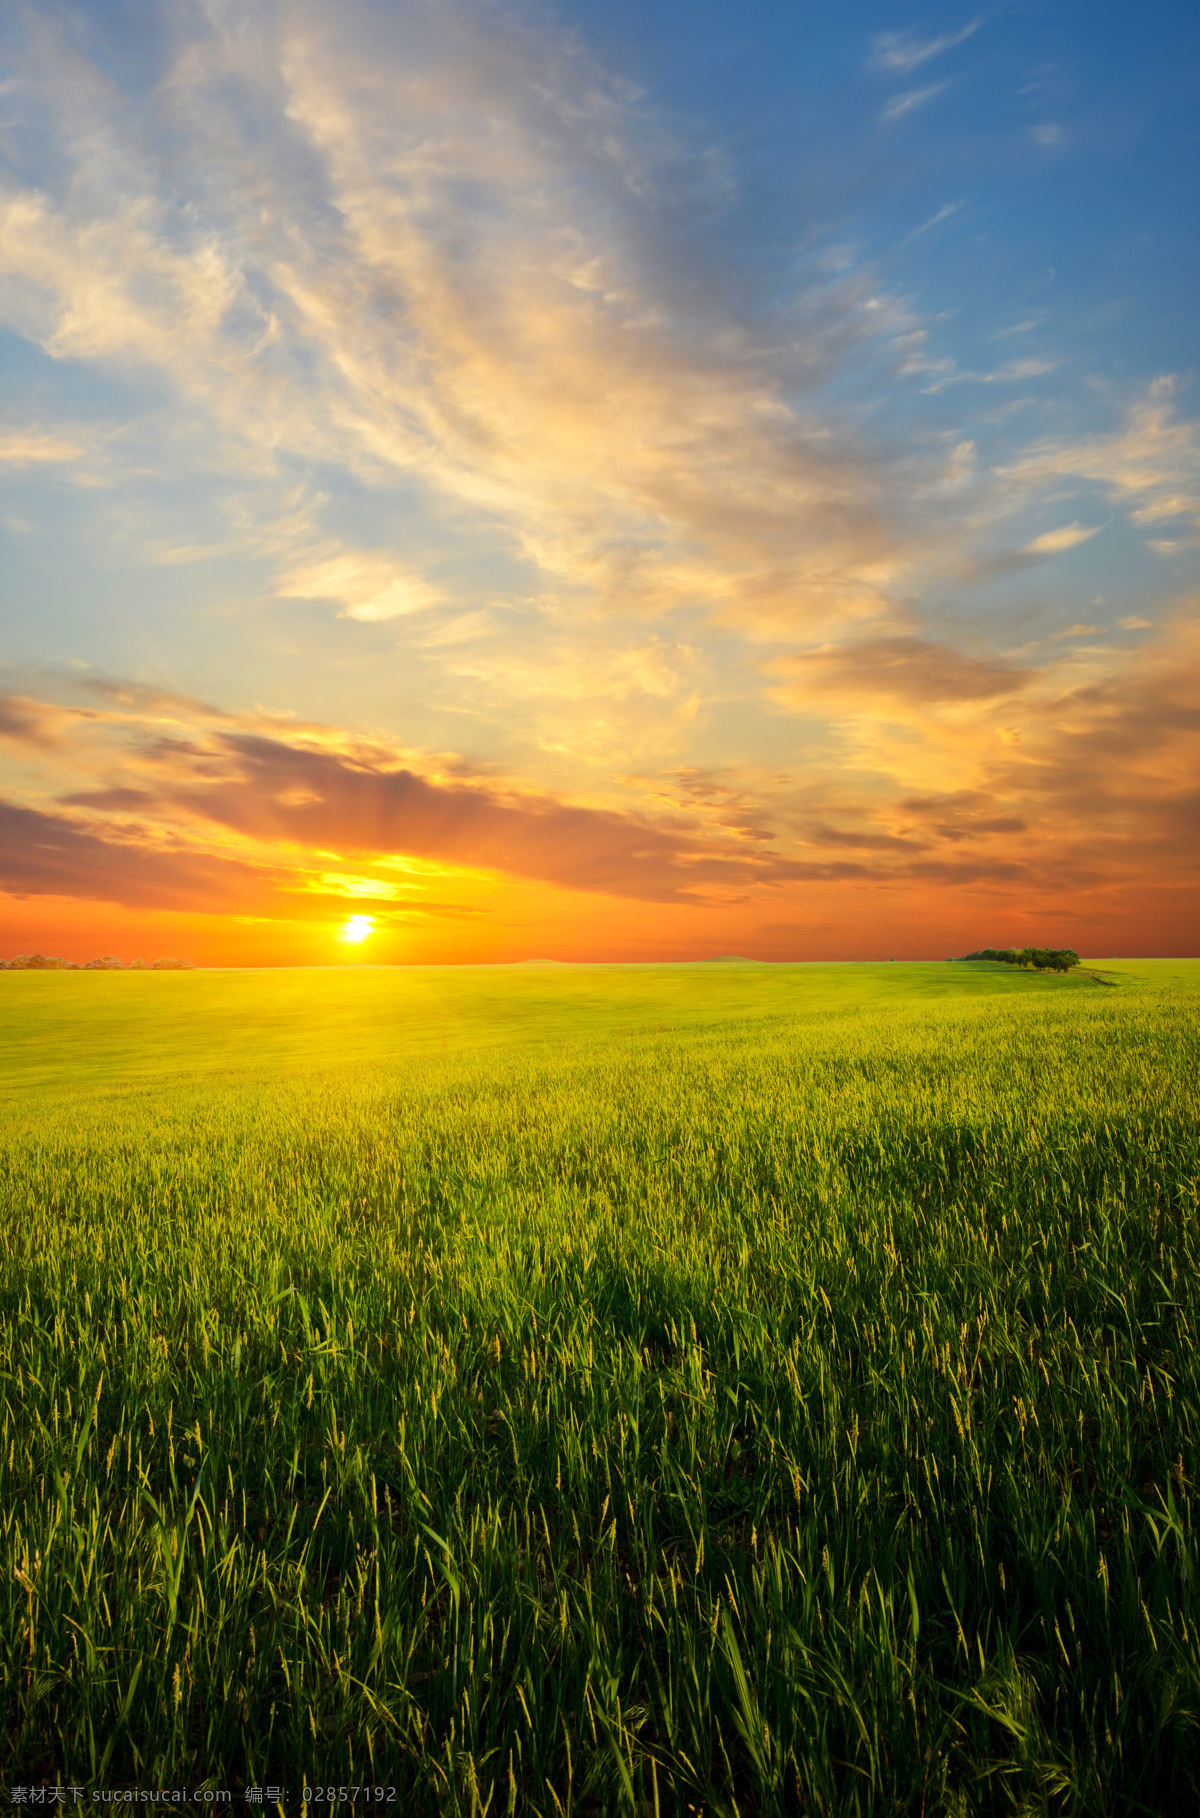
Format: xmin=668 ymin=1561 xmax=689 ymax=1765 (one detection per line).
xmin=1 ymin=959 xmax=1197 ymax=1812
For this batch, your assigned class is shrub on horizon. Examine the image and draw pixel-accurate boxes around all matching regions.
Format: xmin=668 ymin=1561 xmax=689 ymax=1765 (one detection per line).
xmin=4 ymin=952 xmax=78 ymax=970
xmin=2 ymin=952 xmax=196 ymax=971
xmin=962 ymin=946 xmax=1081 ymax=973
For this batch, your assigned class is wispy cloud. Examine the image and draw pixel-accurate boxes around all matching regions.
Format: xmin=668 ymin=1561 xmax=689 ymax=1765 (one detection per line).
xmin=771 ymin=636 xmax=1031 ymax=707
xmin=0 ymin=694 xmax=74 ymax=746
xmin=0 ymin=0 xmax=976 ymax=649
xmin=0 ymin=427 xmax=84 ymax=465
xmin=879 ymin=82 xmax=950 ymax=125
xmin=278 ymin=552 xmax=444 ymax=620
xmin=1002 ymin=378 xmax=1200 ymax=533
xmin=868 ymin=19 xmax=982 ymax=75
xmin=903 ymin=200 xmax=965 ymax=243
xmin=985 ymin=358 xmax=1057 ymax=382
xmin=1022 ymin=523 xmax=1102 ymax=555
xmin=922 ymin=355 xmax=1057 ymax=394
xmin=0 ymin=0 xmax=1185 ymax=668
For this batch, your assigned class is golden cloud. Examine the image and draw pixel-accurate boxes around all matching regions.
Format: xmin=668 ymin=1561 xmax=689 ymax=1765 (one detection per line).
xmin=770 ymin=636 xmax=1032 ymax=706
xmin=278 ymin=551 xmax=444 ymax=620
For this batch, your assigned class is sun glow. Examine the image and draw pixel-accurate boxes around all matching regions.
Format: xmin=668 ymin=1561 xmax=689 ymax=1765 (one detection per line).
xmin=339 ymin=914 xmax=375 ymax=944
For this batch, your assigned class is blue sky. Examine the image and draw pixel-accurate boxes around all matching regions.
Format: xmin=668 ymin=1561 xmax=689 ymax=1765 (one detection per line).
xmin=0 ymin=0 xmax=1197 ymax=961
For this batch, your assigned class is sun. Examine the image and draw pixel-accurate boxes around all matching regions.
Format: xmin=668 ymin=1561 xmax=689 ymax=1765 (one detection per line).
xmin=339 ymin=914 xmax=375 ymax=944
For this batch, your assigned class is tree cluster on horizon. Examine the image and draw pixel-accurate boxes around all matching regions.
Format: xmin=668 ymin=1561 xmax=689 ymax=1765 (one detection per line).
xmin=961 ymin=947 xmax=1081 ymax=973
xmin=0 ymin=953 xmax=196 ymax=971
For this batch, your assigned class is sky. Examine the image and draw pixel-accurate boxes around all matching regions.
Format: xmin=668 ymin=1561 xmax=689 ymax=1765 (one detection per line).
xmin=0 ymin=0 xmax=1197 ymax=964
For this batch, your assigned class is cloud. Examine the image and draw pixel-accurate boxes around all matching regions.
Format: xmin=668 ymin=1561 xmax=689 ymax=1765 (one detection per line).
xmin=772 ymin=636 xmax=1032 ymax=706
xmin=278 ymin=551 xmax=443 ymax=620
xmin=771 ymin=615 xmax=1200 ymax=897
xmin=1031 ymin=125 xmax=1066 ymax=148
xmin=903 ymin=201 xmax=964 ymax=242
xmin=0 ymin=0 xmax=968 ymax=642
xmin=0 ymin=693 xmax=71 ymax=745
xmin=0 ymin=0 xmax=1184 ymax=681
xmin=993 ymin=316 xmax=1048 ymax=339
xmin=918 ymin=355 xmax=1058 ymax=396
xmin=1003 ymin=378 xmax=1200 ymax=532
xmin=0 ymin=428 xmax=84 ymax=465
xmin=879 ymin=83 xmax=949 ymax=125
xmin=161 ymin=730 xmax=828 ymax=903
xmin=896 ymin=792 xmax=1027 ymax=843
xmin=0 ymin=792 xmax=471 ymax=922
xmin=868 ymin=20 xmax=982 ymax=74
xmin=0 ymin=798 xmax=276 ymax=913
xmin=0 ymin=682 xmax=835 ymax=908
xmin=3 ymin=624 xmax=1199 ymax=937
xmin=1022 ymin=523 xmax=1102 ymax=555
xmin=0 ymin=180 xmax=247 ymax=378
xmin=982 ymin=359 xmax=1057 ymax=383
xmin=975 ymin=613 xmax=1200 ymax=880
xmin=1119 ymin=615 xmax=1153 ymax=630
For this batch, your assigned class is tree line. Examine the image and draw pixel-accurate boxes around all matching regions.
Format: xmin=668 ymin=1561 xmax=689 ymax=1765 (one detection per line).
xmin=0 ymin=953 xmax=195 ymax=971
xmin=960 ymin=947 xmax=1081 ymax=973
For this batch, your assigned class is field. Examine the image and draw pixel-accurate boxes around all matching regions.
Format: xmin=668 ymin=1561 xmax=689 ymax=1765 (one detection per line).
xmin=1 ymin=959 xmax=1198 ymax=1813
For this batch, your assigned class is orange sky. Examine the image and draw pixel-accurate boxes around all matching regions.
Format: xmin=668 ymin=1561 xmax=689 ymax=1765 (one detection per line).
xmin=2 ymin=635 xmax=1196 ymax=962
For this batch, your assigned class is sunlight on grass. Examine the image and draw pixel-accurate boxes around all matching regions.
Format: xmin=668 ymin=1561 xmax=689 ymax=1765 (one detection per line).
xmin=1 ymin=960 xmax=1197 ymax=1803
